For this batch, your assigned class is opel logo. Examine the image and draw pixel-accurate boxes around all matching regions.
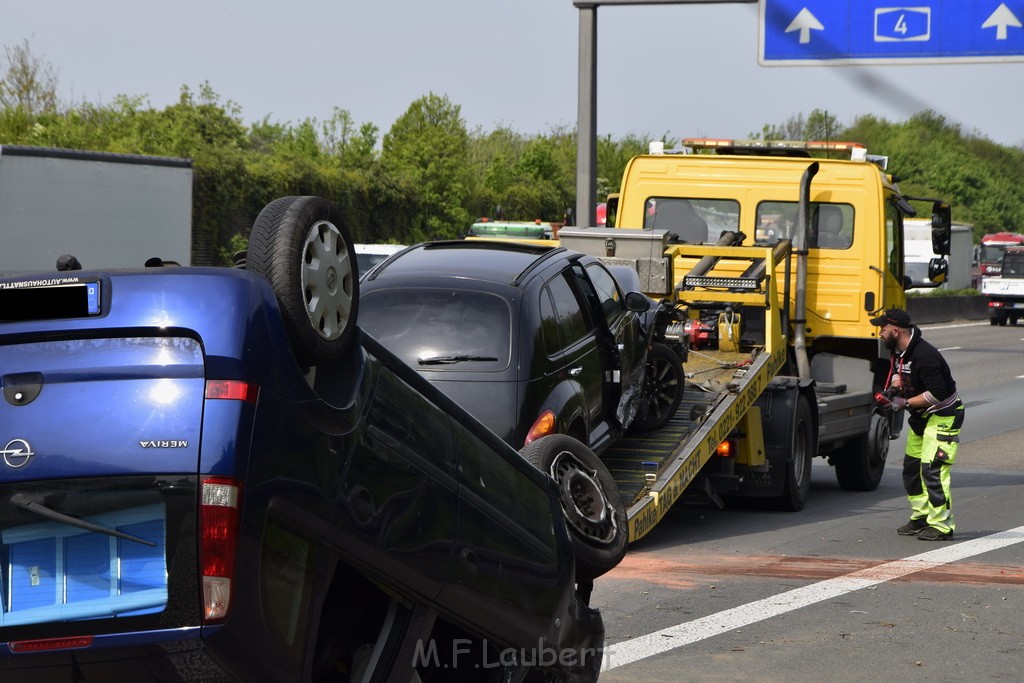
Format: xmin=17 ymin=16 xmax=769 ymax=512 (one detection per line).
xmin=2 ymin=439 xmax=34 ymax=468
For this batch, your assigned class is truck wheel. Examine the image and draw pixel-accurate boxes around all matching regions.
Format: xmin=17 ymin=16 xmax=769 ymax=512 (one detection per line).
xmin=833 ymin=412 xmax=889 ymax=491
xmin=1011 ymin=316 xmax=1020 ymax=325
xmin=629 ymin=343 xmax=685 ymax=433
xmin=998 ymin=317 xmax=1008 ymax=326
xmin=777 ymin=397 xmax=813 ymax=511
xmin=246 ymin=196 xmax=359 ymax=367
xmin=990 ymin=318 xmax=999 ymax=326
xmin=520 ymin=435 xmax=627 ymax=581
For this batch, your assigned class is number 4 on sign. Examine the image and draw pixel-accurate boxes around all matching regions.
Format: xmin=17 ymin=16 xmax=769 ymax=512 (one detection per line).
xmin=894 ymin=13 xmax=908 ymax=35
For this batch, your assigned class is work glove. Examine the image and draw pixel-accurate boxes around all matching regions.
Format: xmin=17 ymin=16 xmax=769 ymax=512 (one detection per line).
xmin=885 ymin=396 xmax=907 ymax=412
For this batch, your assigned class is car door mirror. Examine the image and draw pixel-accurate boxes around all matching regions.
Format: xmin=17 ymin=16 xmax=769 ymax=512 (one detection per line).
xmin=624 ymin=291 xmax=651 ymax=313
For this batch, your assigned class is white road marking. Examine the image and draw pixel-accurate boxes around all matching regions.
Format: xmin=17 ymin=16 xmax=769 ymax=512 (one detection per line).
xmin=602 ymin=526 xmax=1024 ymax=671
xmin=937 ymin=346 xmax=962 ymax=352
xmin=922 ymin=321 xmax=988 ymax=330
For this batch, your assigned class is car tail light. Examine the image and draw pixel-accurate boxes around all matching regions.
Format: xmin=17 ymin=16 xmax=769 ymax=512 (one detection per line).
xmin=201 ymin=477 xmax=242 ymax=623
xmin=525 ymin=410 xmax=557 ymax=446
xmin=8 ymin=635 xmax=94 ymax=653
xmin=988 ymin=301 xmax=1004 ymax=308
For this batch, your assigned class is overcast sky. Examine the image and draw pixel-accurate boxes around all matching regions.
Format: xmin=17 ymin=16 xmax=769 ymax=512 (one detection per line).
xmin=4 ymin=1 xmax=1023 ymax=148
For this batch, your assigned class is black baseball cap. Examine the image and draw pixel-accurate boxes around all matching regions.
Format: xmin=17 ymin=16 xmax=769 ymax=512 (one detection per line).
xmin=869 ymin=308 xmax=912 ymax=328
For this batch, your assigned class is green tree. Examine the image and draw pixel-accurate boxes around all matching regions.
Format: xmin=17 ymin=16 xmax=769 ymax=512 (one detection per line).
xmin=756 ymin=109 xmax=845 ymax=142
xmin=319 ymin=107 xmax=378 ymax=170
xmin=597 ymin=133 xmax=649 ymax=200
xmin=845 ymin=110 xmax=1024 ymax=239
xmin=381 ymin=93 xmax=471 ymax=241
xmin=0 ymin=39 xmax=60 ymax=115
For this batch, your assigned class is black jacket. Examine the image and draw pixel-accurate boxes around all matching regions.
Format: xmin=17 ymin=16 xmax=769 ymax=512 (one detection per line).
xmin=888 ymin=325 xmax=961 ymax=434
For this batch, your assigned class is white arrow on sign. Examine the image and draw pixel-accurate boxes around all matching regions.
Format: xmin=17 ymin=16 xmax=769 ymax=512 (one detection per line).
xmin=785 ymin=7 xmax=824 ymax=44
xmin=982 ymin=3 xmax=1022 ymax=40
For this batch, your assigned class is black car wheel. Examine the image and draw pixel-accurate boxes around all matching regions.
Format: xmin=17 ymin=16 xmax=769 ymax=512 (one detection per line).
xmin=629 ymin=343 xmax=685 ymax=433
xmin=246 ymin=196 xmax=359 ymax=367
xmin=520 ymin=434 xmax=627 ymax=581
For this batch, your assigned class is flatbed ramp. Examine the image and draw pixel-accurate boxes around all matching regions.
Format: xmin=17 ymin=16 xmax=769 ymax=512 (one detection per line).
xmin=604 ymin=344 xmax=786 ymax=541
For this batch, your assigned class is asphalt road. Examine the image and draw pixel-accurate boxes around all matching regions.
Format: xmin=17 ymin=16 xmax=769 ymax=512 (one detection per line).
xmin=592 ymin=320 xmax=1024 ymax=682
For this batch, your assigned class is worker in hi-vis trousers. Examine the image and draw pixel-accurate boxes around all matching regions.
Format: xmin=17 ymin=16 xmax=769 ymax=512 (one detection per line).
xmin=871 ymin=308 xmax=964 ymax=541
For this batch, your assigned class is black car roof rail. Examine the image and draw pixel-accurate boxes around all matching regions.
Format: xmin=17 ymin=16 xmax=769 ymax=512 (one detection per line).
xmin=370 ymin=239 xmax=571 ymax=288
xmin=511 ymin=247 xmax=572 ymax=287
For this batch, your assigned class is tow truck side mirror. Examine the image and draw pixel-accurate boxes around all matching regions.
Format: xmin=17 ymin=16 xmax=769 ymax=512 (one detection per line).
xmin=931 ymin=202 xmax=952 ymax=256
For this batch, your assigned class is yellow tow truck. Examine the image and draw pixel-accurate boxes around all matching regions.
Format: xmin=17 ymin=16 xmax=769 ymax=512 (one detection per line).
xmin=559 ymin=138 xmax=953 ymax=542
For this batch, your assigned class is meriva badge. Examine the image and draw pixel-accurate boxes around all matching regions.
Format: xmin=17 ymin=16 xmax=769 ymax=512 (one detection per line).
xmin=2 ymin=439 xmax=35 ymax=468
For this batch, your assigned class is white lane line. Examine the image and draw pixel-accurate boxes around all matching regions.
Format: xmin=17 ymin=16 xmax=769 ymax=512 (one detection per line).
xmin=603 ymin=526 xmax=1024 ymax=671
xmin=922 ymin=321 xmax=988 ymax=330
xmin=937 ymin=346 xmax=962 ymax=352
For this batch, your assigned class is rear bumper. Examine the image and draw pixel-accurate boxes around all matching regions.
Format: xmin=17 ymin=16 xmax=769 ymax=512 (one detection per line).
xmin=0 ymin=631 xmax=234 ymax=682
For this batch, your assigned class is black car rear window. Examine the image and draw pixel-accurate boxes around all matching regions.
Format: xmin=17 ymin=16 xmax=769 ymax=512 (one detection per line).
xmin=360 ymin=288 xmax=512 ymax=371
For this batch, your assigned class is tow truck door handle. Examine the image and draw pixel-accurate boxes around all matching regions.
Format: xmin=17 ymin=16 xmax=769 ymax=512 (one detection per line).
xmin=569 ymin=366 xmax=583 ymax=377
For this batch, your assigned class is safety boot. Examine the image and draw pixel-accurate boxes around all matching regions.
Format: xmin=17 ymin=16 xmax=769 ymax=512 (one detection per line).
xmin=896 ymin=518 xmax=929 ymax=536
xmin=917 ymin=527 xmax=953 ymax=541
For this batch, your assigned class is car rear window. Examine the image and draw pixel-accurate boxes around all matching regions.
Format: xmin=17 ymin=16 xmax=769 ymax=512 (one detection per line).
xmin=0 ymin=475 xmax=200 ymax=640
xmin=360 ymin=288 xmax=512 ymax=371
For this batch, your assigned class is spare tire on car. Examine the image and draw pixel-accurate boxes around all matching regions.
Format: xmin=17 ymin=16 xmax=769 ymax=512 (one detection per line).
xmin=246 ymin=196 xmax=359 ymax=367
xmin=520 ymin=434 xmax=628 ymax=581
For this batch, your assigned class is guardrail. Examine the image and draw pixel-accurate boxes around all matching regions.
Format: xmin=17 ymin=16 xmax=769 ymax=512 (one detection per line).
xmin=906 ymin=295 xmax=988 ymax=324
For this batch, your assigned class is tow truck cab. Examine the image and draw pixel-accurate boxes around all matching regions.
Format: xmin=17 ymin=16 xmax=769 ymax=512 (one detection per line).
xmin=612 ymin=138 xmax=951 ymax=358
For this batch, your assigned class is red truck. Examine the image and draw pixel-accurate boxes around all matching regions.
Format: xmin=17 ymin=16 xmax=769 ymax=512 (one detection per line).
xmin=978 ymin=232 xmax=1024 ymax=280
xmin=981 ymin=244 xmax=1024 ymax=325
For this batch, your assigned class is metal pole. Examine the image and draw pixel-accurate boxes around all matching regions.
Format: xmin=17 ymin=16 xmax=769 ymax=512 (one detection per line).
xmin=576 ymin=5 xmax=598 ymax=227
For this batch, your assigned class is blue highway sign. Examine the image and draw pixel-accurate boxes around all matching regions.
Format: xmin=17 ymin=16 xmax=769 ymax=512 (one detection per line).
xmin=760 ymin=0 xmax=1024 ymax=64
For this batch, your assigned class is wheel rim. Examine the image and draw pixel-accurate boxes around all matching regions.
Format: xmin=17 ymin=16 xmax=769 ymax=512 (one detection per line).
xmin=641 ymin=355 xmax=679 ymax=420
xmin=870 ymin=419 xmax=890 ymax=468
xmin=793 ymin=418 xmax=809 ymax=484
xmin=550 ymin=450 xmax=618 ymax=545
xmin=300 ymin=219 xmax=355 ymax=341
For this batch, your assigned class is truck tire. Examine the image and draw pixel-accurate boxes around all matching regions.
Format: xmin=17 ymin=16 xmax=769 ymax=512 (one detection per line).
xmin=777 ymin=397 xmax=813 ymax=511
xmin=834 ymin=412 xmax=889 ymax=491
xmin=629 ymin=343 xmax=685 ymax=433
xmin=246 ymin=196 xmax=359 ymax=367
xmin=520 ymin=435 xmax=627 ymax=582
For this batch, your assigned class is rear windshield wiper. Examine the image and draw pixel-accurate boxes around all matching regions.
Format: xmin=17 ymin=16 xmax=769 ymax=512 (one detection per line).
xmin=9 ymin=493 xmax=157 ymax=546
xmin=418 ymin=354 xmax=499 ymax=365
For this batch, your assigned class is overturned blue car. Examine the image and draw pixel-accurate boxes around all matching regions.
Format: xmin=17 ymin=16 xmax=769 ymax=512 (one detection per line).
xmin=0 ymin=196 xmax=609 ymax=682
